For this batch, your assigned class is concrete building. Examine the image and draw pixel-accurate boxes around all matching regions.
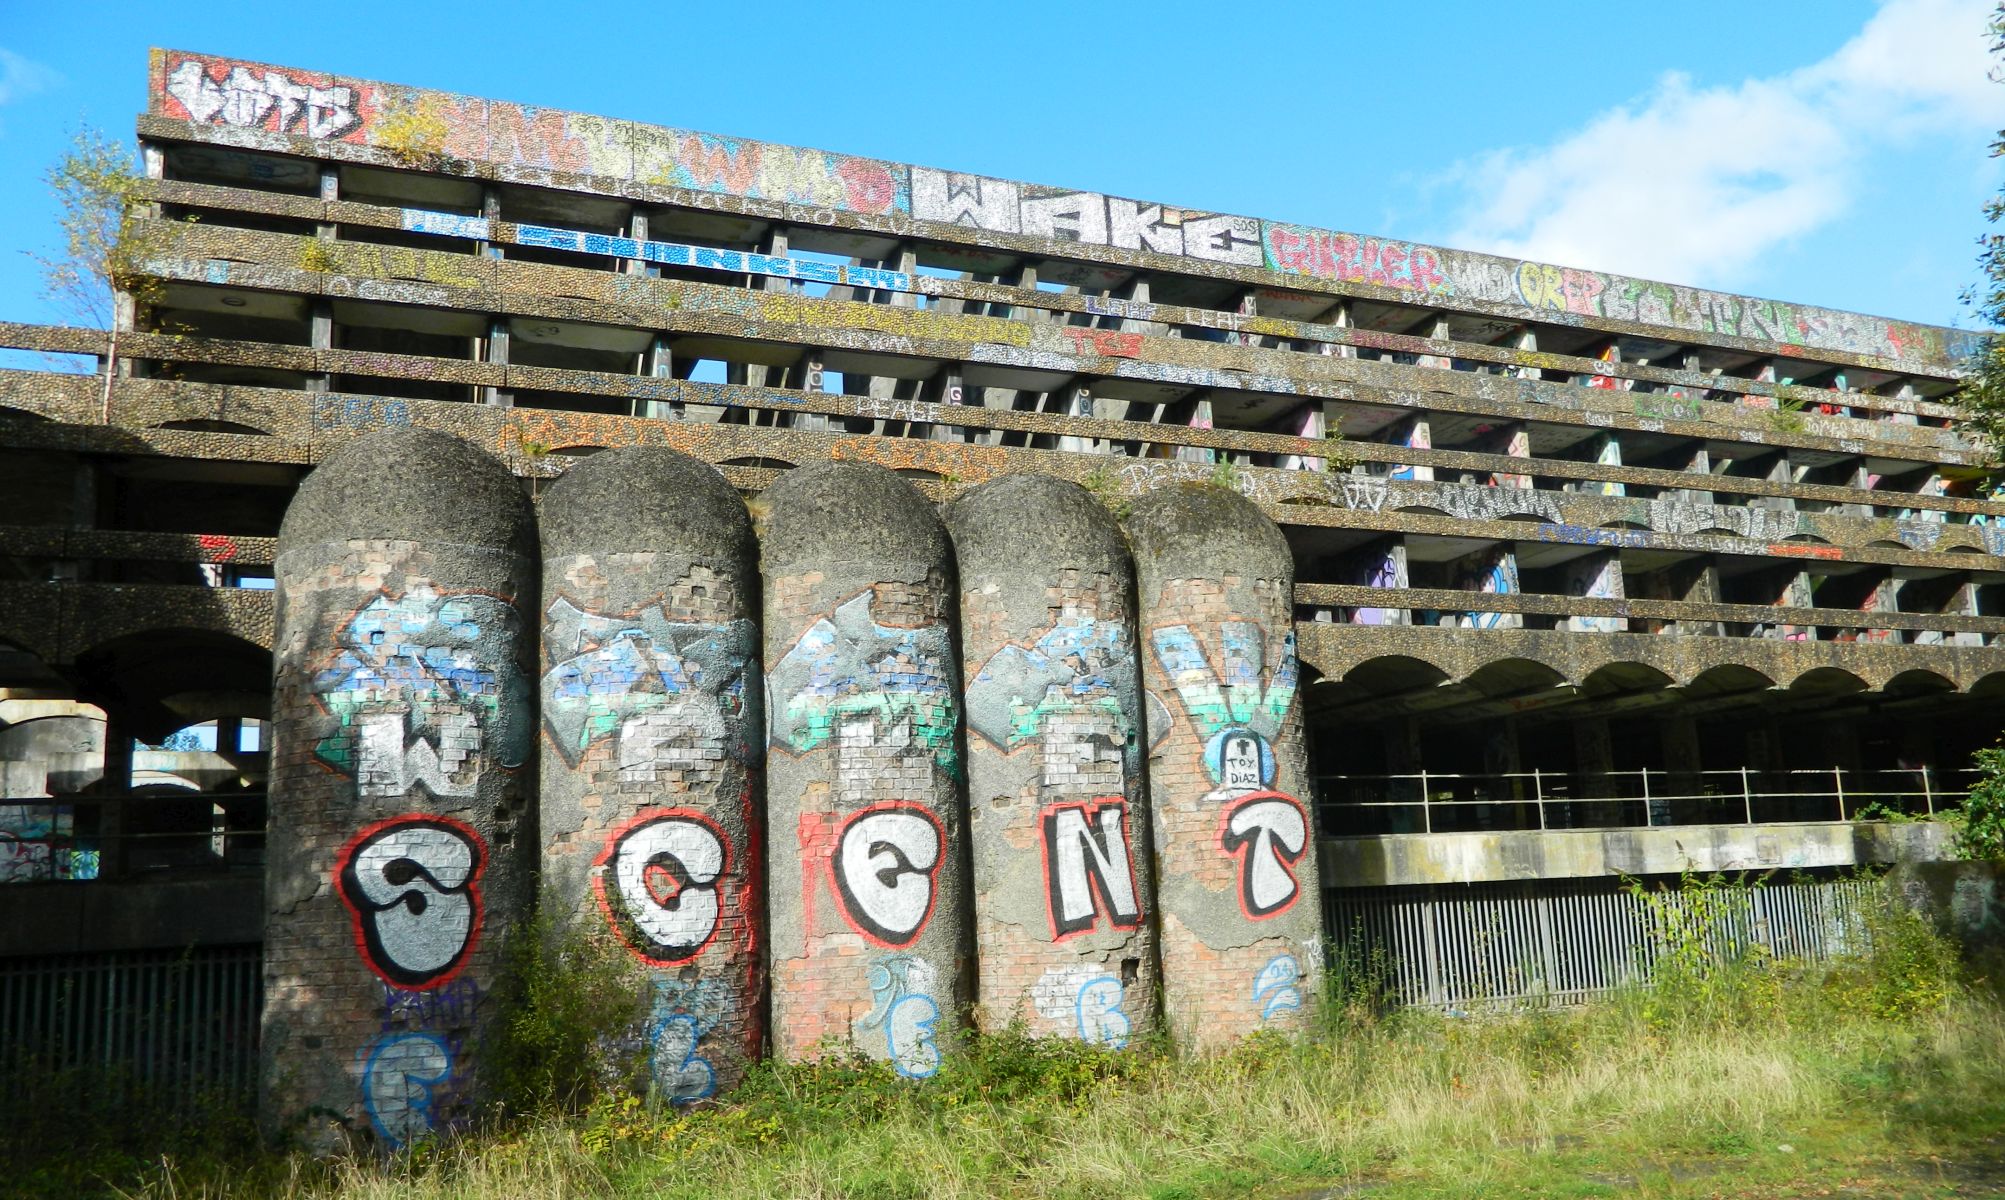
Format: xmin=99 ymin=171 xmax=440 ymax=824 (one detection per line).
xmin=0 ymin=47 xmax=1999 ymax=1131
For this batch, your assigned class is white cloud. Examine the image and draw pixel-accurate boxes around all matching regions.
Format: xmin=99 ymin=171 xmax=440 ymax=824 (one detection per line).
xmin=1438 ymin=0 xmax=1997 ymax=287
xmin=0 ymin=48 xmax=60 ymax=107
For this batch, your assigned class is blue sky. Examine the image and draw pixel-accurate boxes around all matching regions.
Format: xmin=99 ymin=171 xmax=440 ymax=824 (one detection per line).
xmin=0 ymin=0 xmax=1998 ymax=331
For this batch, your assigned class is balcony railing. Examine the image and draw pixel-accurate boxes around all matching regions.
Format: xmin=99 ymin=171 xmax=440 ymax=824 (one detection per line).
xmin=0 ymin=791 xmax=266 ymax=884
xmin=1316 ymin=766 xmax=1974 ymax=838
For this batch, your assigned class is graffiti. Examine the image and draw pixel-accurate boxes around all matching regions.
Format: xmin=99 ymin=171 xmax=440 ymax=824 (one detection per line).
xmin=1220 ymin=794 xmax=1309 ymax=919
xmin=1264 ymin=225 xmax=1451 ymax=295
xmin=1150 ymin=622 xmax=1298 ymax=794
xmin=510 ymin=219 xmax=913 ymax=292
xmin=1350 ymin=548 xmax=1406 ymax=627
xmin=768 ymin=589 xmax=958 ymax=773
xmin=593 ymin=810 xmax=727 ymax=966
xmin=0 ymin=804 xmax=94 ymax=883
xmin=911 ymin=169 xmax=1263 ymax=265
xmin=1568 ymin=554 xmax=1625 ymax=633
xmin=855 ymin=954 xmax=942 ymax=1078
xmin=335 ymin=816 xmax=485 ymax=990
xmin=379 ymin=977 xmax=480 ymax=1032
xmin=163 ymin=57 xmax=362 ymax=140
xmin=542 ymin=599 xmax=759 ymax=776
xmin=311 ymin=395 xmax=412 ymax=431
xmin=196 ymin=533 xmax=240 ymax=562
xmin=1059 ymin=327 xmax=1144 ymax=359
xmin=311 ymin=585 xmax=529 ymax=799
xmin=1033 ymin=965 xmax=1132 ymax=1048
xmin=830 ymin=804 xmax=943 ymax=948
xmin=151 ymin=52 xmax=1983 ymax=367
xmin=966 ymin=613 xmax=1139 ymax=765
xmin=1339 ymin=477 xmax=1388 ymax=512
xmin=362 ymin=1032 xmax=455 ymax=1147
xmin=1449 ymin=546 xmax=1519 ymax=630
xmin=635 ymin=129 xmax=908 ymax=215
xmin=1389 ymin=420 xmax=1432 ymax=482
xmin=1252 ymin=955 xmax=1303 ymax=1020
xmin=854 ymin=396 xmax=942 ymax=424
xmin=644 ymin=975 xmax=736 ymax=1104
xmin=1040 ymin=799 xmax=1143 ymax=940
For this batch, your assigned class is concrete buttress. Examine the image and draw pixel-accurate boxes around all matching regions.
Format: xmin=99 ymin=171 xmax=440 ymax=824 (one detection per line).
xmin=1124 ymin=484 xmax=1324 ymax=1049
xmin=537 ymin=446 xmax=764 ymax=1102
xmin=757 ymin=460 xmax=969 ymax=1077
xmin=266 ymin=428 xmax=536 ymax=1149
xmin=945 ymin=474 xmax=1158 ymax=1045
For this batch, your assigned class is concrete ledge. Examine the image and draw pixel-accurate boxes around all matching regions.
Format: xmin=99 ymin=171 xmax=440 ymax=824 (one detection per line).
xmin=0 ymin=873 xmax=262 ymax=956
xmin=1320 ymin=820 xmax=1954 ymax=887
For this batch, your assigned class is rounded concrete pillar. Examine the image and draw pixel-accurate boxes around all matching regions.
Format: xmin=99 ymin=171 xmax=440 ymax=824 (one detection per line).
xmin=538 ymin=447 xmax=763 ymax=1103
xmin=759 ymin=461 xmax=967 ymax=1077
xmin=1124 ymin=484 xmax=1323 ymax=1048
xmin=266 ymin=429 xmax=536 ymax=1150
xmin=945 ymin=474 xmax=1157 ymax=1044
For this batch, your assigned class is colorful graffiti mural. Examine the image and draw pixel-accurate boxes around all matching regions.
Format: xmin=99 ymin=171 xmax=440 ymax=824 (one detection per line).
xmin=767 ymin=590 xmax=958 ymax=774
xmin=541 ymin=600 xmax=760 ymax=776
xmin=310 ymin=585 xmax=530 ymax=800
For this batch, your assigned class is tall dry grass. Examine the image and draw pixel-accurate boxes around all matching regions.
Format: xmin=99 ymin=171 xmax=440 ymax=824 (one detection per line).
xmin=73 ymin=890 xmax=2005 ymax=1200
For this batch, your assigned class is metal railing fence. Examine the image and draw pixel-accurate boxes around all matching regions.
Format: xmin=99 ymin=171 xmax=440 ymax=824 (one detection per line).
xmin=0 ymin=945 xmax=261 ymax=1109
xmin=1318 ymin=766 xmax=1973 ymax=837
xmin=1326 ymin=875 xmax=1878 ymax=1011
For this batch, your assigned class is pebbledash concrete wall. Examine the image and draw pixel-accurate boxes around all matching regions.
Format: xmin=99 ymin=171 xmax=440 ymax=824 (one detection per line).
xmin=267 ymin=429 xmax=537 ymax=1152
xmin=263 ymin=431 xmax=1329 ymax=1142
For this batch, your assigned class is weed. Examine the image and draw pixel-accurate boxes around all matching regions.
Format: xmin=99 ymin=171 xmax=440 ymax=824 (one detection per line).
xmin=1207 ymin=458 xmax=1242 ymax=492
xmin=488 ymin=904 xmax=653 ymax=1117
xmin=1080 ymin=463 xmax=1133 ymax=520
xmin=1766 ymin=395 xmax=1809 ymax=435
xmin=1320 ymin=417 xmax=1360 ymax=473
xmin=297 ymin=241 xmax=337 ymax=274
xmin=374 ymin=105 xmax=453 ymax=170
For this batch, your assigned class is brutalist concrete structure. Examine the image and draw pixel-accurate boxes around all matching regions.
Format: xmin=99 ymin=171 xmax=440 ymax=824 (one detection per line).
xmin=1128 ymin=486 xmax=1321 ymax=1045
xmin=2 ymin=45 xmax=2003 ymax=1126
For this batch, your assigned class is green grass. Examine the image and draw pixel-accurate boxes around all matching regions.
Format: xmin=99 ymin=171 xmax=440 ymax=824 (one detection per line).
xmin=14 ymin=895 xmax=2005 ymax=1199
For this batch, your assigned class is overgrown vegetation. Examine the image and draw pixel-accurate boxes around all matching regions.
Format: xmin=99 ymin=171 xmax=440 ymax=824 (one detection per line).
xmin=1954 ymin=5 xmax=2005 ymax=464
xmin=1958 ymin=740 xmax=2005 ymax=860
xmin=1079 ymin=462 xmax=1133 ymax=520
xmin=32 ymin=126 xmax=161 ymax=331
xmin=13 ymin=874 xmax=2005 ymax=1199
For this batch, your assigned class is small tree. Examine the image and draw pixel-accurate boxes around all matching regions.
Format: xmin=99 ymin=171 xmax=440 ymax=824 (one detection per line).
xmin=32 ymin=126 xmax=161 ymax=328
xmin=1955 ymin=6 xmax=2005 ymax=463
xmin=28 ymin=126 xmax=173 ymax=416
xmin=1958 ymin=743 xmax=2005 ymax=860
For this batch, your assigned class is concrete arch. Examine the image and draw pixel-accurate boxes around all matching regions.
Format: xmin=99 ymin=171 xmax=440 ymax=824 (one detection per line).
xmin=1967 ymin=670 xmax=2005 ymax=697
xmin=1684 ymin=662 xmax=1780 ymax=696
xmin=1884 ymin=668 xmax=1957 ymax=697
xmin=1342 ymin=654 xmax=1451 ymax=694
xmin=1785 ymin=665 xmax=1869 ymax=695
xmin=71 ymin=628 xmax=272 ymax=743
xmin=1464 ymin=656 xmax=1571 ymax=696
xmin=1580 ymin=661 xmax=1675 ymax=695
